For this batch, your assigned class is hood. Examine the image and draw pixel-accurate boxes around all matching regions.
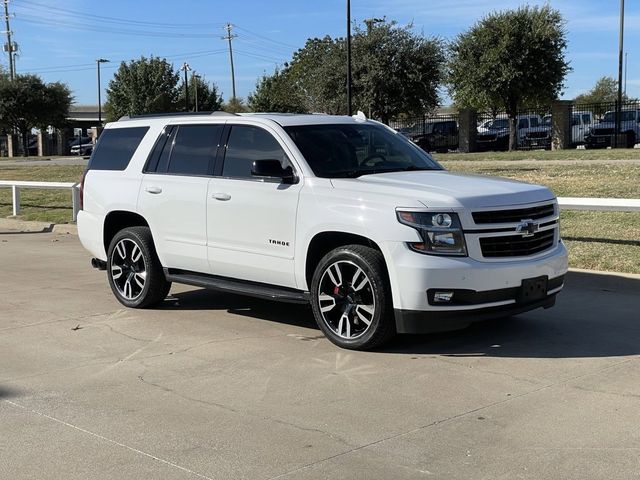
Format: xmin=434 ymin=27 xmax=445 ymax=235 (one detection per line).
xmin=330 ymin=171 xmax=555 ymax=209
xmin=591 ymin=121 xmax=635 ymax=129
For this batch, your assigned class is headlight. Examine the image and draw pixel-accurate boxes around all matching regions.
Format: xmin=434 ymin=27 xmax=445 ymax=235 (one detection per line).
xmin=397 ymin=211 xmax=467 ymax=256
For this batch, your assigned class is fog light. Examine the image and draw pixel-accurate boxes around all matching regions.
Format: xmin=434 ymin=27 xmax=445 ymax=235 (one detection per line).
xmin=433 ymin=291 xmax=454 ymax=303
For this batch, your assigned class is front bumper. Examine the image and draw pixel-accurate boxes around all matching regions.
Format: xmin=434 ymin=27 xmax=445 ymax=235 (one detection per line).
xmin=395 ymin=284 xmax=559 ymax=334
xmin=384 ymin=240 xmax=568 ymax=333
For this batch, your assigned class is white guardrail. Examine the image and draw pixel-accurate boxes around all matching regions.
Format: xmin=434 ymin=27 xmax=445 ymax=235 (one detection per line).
xmin=0 ymin=180 xmax=81 ymax=222
xmin=0 ymin=180 xmax=639 ymax=222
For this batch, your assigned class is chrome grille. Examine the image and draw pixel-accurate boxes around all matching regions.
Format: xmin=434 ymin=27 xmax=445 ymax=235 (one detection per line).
xmin=480 ymin=229 xmax=555 ymax=258
xmin=473 ymin=203 xmax=555 ymax=224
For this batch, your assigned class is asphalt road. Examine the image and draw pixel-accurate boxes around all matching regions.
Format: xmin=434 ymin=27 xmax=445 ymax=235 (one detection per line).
xmin=1 ymin=230 xmax=639 ymax=480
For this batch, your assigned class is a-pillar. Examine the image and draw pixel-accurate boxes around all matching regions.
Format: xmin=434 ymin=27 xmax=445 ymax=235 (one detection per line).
xmin=458 ymin=108 xmax=477 ymax=153
xmin=551 ymin=101 xmax=573 ymax=150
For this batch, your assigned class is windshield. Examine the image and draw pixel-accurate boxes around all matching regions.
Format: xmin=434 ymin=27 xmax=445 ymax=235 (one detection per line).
xmin=284 ymin=123 xmax=443 ymax=178
xmin=602 ymin=111 xmax=637 ymax=123
xmin=543 ymin=116 xmax=552 ymax=126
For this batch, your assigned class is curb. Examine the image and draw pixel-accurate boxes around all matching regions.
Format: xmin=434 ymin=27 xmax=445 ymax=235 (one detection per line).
xmin=0 ymin=218 xmax=54 ymax=233
xmin=0 ymin=218 xmax=78 ymax=235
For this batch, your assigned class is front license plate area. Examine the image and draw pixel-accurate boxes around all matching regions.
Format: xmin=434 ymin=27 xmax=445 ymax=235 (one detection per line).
xmin=518 ymin=276 xmax=548 ymax=304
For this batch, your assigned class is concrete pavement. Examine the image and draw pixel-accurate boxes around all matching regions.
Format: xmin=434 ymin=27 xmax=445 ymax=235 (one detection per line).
xmin=1 ymin=231 xmax=639 ymax=479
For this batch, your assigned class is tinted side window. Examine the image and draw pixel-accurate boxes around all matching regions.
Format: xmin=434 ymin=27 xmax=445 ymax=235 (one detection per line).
xmin=89 ymin=127 xmax=149 ymax=171
xmin=222 ymin=125 xmax=288 ymax=179
xmin=167 ymin=125 xmax=222 ymax=176
xmin=145 ymin=126 xmax=174 ymax=173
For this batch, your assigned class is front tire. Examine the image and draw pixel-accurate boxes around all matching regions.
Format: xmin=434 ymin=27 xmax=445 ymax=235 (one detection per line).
xmin=107 ymin=226 xmax=171 ymax=308
xmin=310 ymin=245 xmax=395 ymax=350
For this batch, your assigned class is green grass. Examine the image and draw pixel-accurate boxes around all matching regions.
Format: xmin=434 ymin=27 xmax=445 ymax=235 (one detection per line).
xmin=0 ymin=165 xmax=84 ymax=224
xmin=439 ymin=161 xmax=640 ymax=198
xmin=1 ymin=160 xmax=639 ymax=274
xmin=433 ymin=147 xmax=640 ymax=162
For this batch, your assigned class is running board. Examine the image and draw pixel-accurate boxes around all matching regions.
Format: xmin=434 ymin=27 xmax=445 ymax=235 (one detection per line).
xmin=164 ymin=269 xmax=310 ymax=304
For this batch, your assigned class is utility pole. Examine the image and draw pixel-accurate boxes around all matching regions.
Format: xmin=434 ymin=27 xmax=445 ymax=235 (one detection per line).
xmin=346 ymin=0 xmax=352 ymax=116
xmin=96 ymin=58 xmax=109 ymax=124
xmin=3 ymin=0 xmax=15 ymax=80
xmin=223 ymin=23 xmax=237 ymax=100
xmin=616 ymin=0 xmax=624 ymax=147
xmin=180 ymin=62 xmax=191 ymax=111
xmin=624 ymin=52 xmax=628 ymax=97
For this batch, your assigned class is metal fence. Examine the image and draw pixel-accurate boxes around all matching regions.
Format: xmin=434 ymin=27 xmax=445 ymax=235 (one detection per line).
xmin=389 ymin=112 xmax=460 ymax=153
xmin=476 ymin=107 xmax=551 ymax=151
xmin=391 ymin=101 xmax=640 ymax=154
xmin=573 ymin=101 xmax=640 ymax=149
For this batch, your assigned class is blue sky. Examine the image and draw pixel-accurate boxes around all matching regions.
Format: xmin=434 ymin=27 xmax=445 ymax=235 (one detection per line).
xmin=8 ymin=0 xmax=640 ymax=106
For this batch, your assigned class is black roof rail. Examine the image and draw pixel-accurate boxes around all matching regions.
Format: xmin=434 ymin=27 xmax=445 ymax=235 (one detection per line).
xmin=117 ymin=111 xmax=238 ymax=121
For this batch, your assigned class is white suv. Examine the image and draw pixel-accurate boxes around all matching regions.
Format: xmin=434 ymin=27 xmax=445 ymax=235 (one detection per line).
xmin=78 ymin=112 xmax=568 ymax=350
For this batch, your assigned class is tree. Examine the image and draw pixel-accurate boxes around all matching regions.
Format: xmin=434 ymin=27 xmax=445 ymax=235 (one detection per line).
xmin=251 ymin=20 xmax=445 ymax=121
xmin=0 ymin=74 xmax=72 ymax=156
xmin=574 ymin=76 xmax=634 ymax=105
xmin=177 ymin=75 xmax=223 ymax=112
xmin=351 ymin=21 xmax=445 ymax=122
xmin=448 ymin=6 xmax=570 ymax=150
xmin=286 ymin=36 xmax=347 ymax=114
xmin=248 ymin=68 xmax=307 ymax=113
xmin=104 ymin=56 xmax=180 ymax=120
xmin=222 ymin=96 xmax=248 ymax=113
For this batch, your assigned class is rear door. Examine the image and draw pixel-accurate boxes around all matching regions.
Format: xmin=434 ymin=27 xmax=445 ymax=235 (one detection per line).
xmin=138 ymin=123 xmax=224 ymax=272
xmin=206 ymin=124 xmax=302 ymax=287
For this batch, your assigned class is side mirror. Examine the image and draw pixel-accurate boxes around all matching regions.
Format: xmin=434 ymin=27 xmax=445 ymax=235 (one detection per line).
xmin=251 ymin=159 xmax=296 ymax=184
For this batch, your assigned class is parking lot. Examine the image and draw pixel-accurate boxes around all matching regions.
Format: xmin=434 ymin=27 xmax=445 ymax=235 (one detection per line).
xmin=1 ymin=229 xmax=639 ymax=479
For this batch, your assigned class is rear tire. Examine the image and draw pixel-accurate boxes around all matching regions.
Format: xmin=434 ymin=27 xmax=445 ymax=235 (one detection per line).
xmin=310 ymin=245 xmax=395 ymax=350
xmin=626 ymin=131 xmax=637 ymax=149
xmin=107 ymin=226 xmax=171 ymax=308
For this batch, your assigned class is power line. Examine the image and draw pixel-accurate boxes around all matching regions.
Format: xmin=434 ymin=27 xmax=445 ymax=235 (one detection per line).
xmin=15 ymin=14 xmax=219 ymax=38
xmin=233 ymin=25 xmax=299 ymax=50
xmin=12 ymin=0 xmax=224 ymax=29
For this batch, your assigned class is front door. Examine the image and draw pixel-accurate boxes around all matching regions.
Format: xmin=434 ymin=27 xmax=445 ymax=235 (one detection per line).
xmin=206 ymin=124 xmax=302 ymax=288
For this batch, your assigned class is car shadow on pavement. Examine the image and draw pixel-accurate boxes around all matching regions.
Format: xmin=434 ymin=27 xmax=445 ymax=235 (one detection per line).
xmin=0 ymin=385 xmax=21 ymax=399
xmin=384 ymin=270 xmax=640 ymax=358
xmin=159 ymin=270 xmax=639 ymax=359
xmin=159 ymin=289 xmax=317 ymax=330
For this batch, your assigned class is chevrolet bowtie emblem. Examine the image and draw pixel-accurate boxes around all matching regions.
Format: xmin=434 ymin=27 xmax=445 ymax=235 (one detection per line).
xmin=516 ymin=219 xmax=539 ymax=237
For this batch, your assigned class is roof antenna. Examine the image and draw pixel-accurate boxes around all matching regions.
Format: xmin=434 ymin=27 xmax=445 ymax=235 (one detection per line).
xmin=353 ymin=110 xmax=367 ymax=122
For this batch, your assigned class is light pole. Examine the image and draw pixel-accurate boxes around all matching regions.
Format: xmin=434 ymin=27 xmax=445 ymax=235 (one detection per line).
xmin=193 ymin=73 xmax=201 ymax=112
xmin=96 ymin=58 xmax=109 ymax=125
xmin=346 ymin=0 xmax=352 ymax=116
xmin=616 ymin=0 xmax=624 ymax=147
xmin=180 ymin=62 xmax=191 ymax=111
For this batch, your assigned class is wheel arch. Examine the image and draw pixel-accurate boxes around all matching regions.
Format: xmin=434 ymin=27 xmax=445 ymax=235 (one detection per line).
xmin=103 ymin=210 xmax=149 ymax=254
xmin=304 ymin=231 xmax=388 ymax=291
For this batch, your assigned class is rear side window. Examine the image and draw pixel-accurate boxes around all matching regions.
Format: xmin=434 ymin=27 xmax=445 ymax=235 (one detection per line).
xmin=222 ymin=125 xmax=289 ymax=179
xmin=166 ymin=125 xmax=223 ymax=176
xmin=88 ymin=127 xmax=149 ymax=171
